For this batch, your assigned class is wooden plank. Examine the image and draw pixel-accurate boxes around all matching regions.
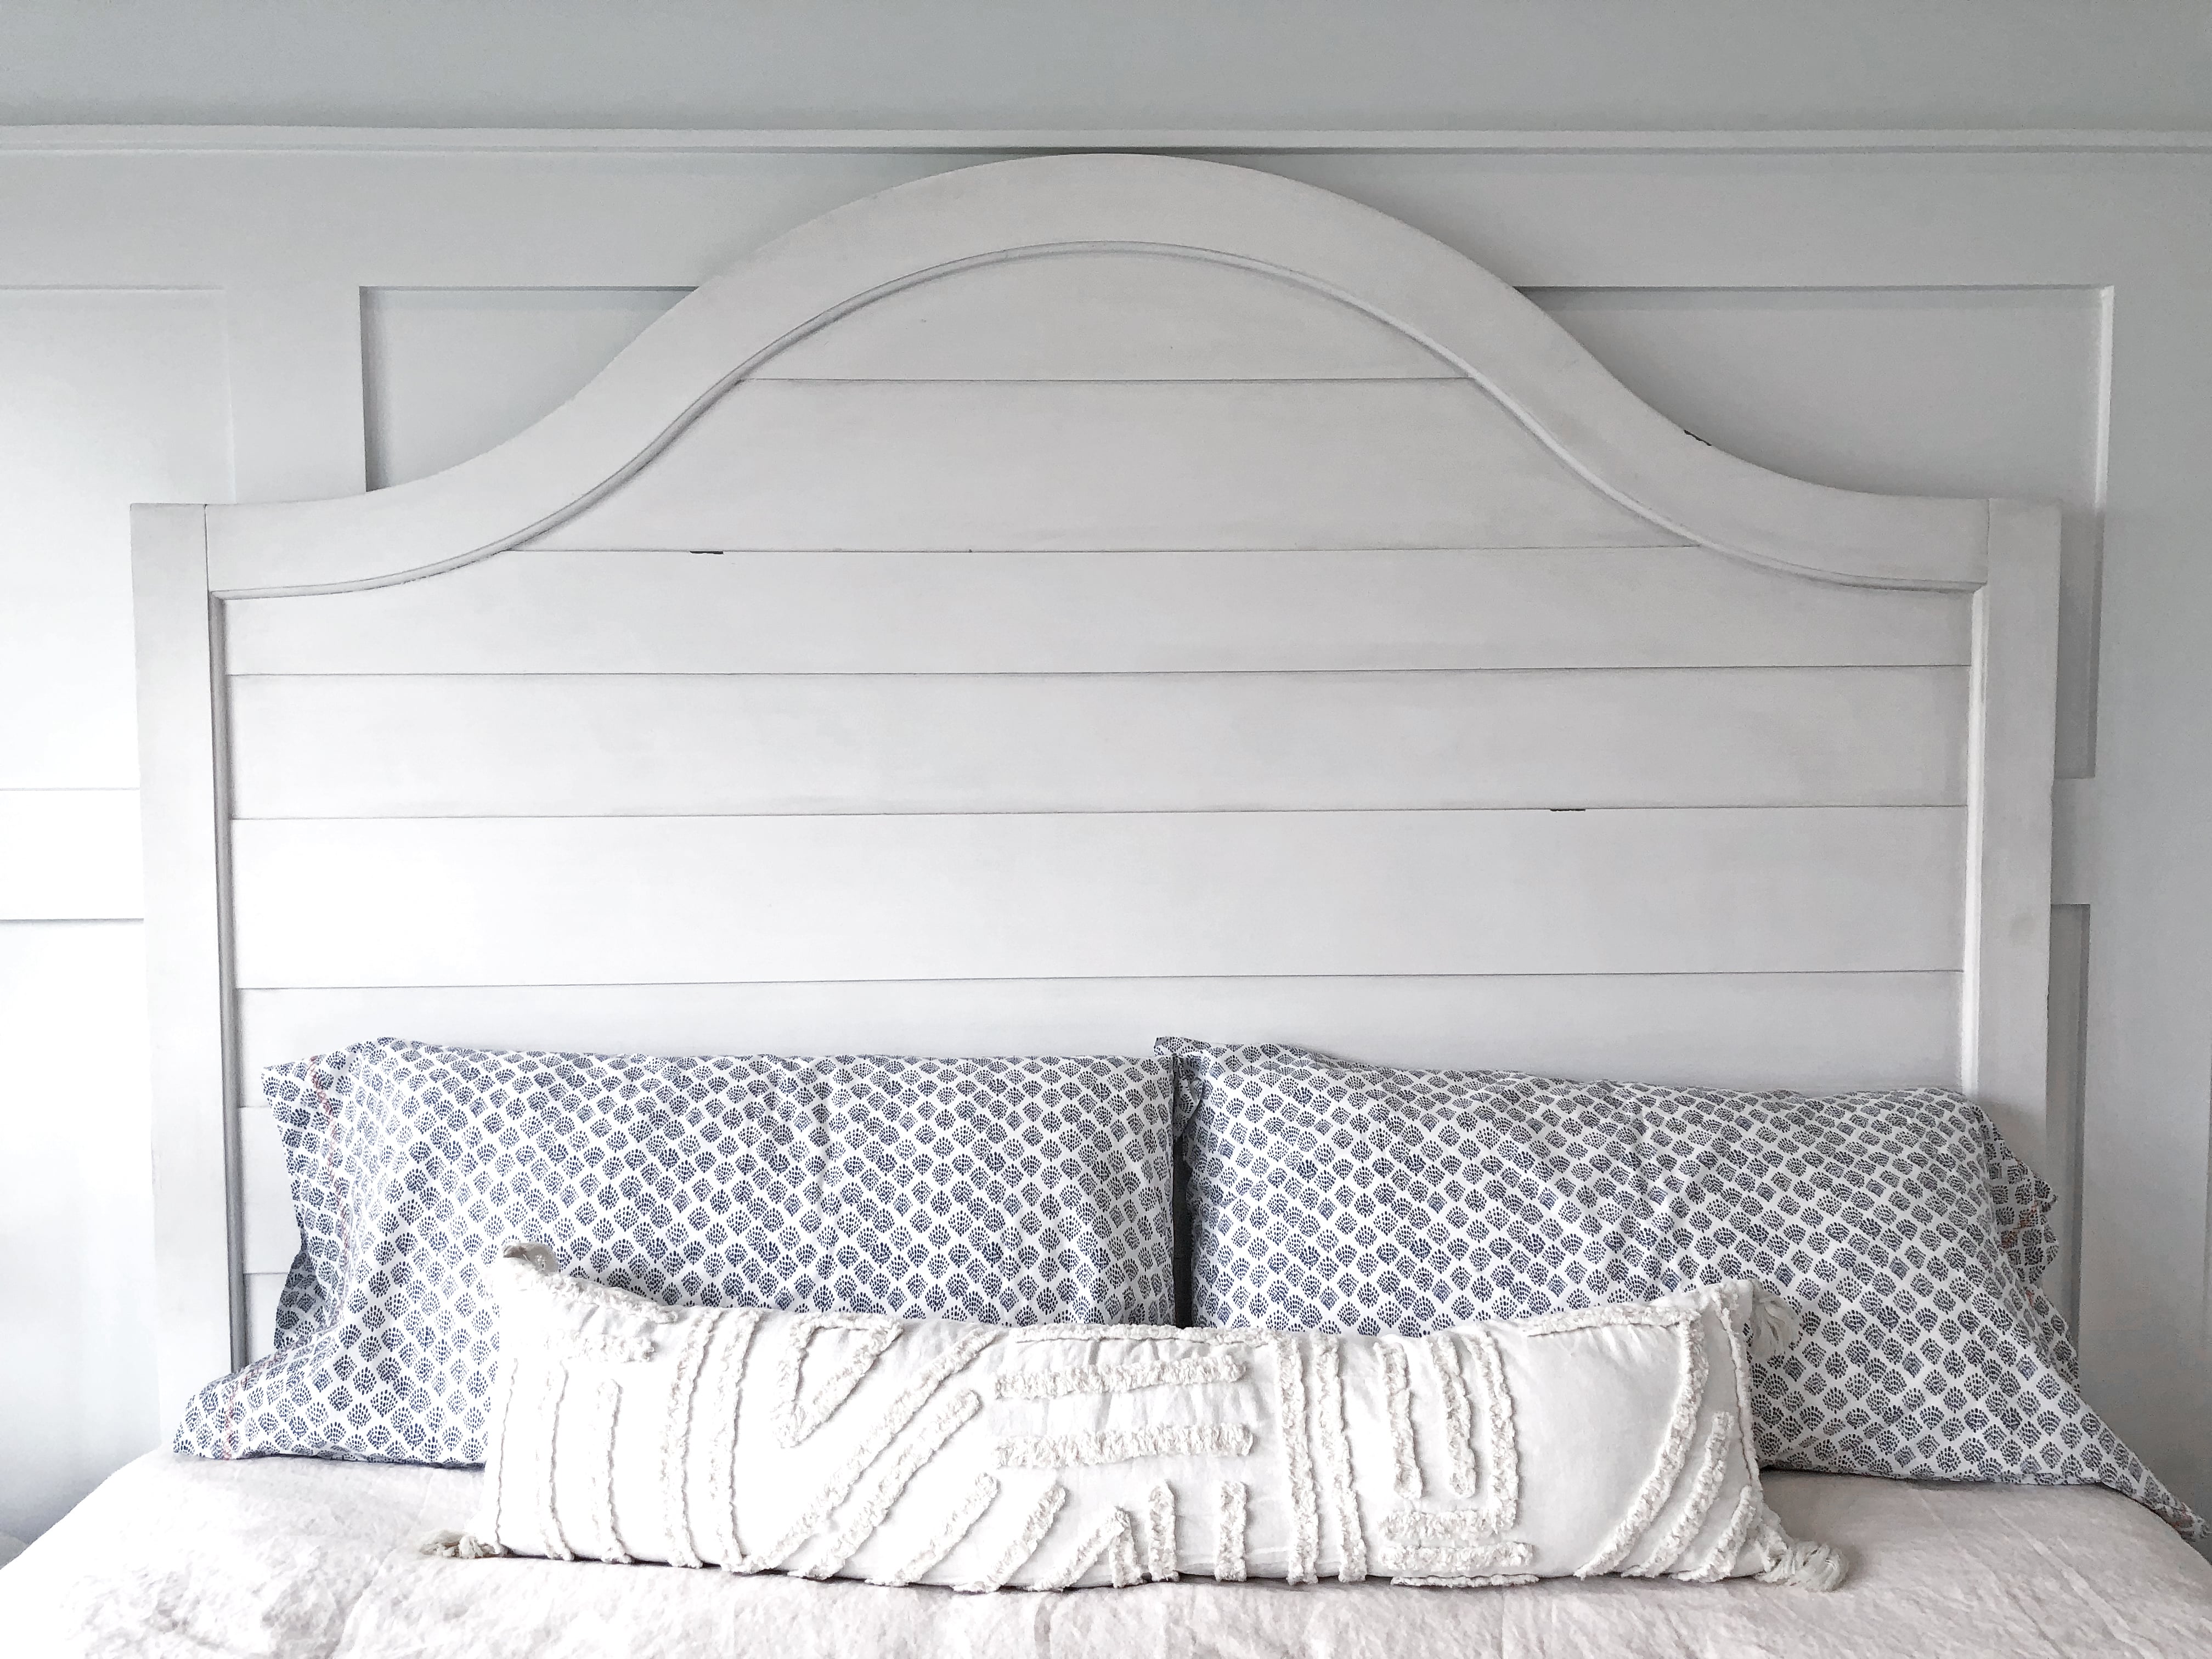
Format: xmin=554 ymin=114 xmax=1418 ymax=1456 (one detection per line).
xmin=758 ymin=248 xmax=1450 ymax=380
xmin=2046 ymin=903 xmax=2090 ymax=1330
xmin=526 ymin=379 xmax=1664 ymax=552
xmin=222 ymin=546 xmax=1973 ymax=676
xmin=0 ymin=789 xmax=144 ymax=918
xmin=227 ymin=667 xmax=1968 ymax=819
xmin=1961 ymin=500 xmax=2059 ymax=1169
xmin=229 ymin=806 xmax=1963 ymax=989
xmin=132 ymin=504 xmax=242 ymax=1422
xmin=232 ymin=969 xmax=1963 ymax=1277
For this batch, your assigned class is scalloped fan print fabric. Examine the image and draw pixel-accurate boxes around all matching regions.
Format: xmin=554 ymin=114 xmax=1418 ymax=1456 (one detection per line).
xmin=1161 ymin=1039 xmax=2201 ymax=1539
xmin=175 ymin=1039 xmax=1174 ymax=1465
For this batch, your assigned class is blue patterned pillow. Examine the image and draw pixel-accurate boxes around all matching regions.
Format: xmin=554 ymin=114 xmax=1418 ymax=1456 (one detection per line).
xmin=177 ymin=1039 xmax=1174 ymax=1465
xmin=1161 ymin=1037 xmax=2200 ymax=1538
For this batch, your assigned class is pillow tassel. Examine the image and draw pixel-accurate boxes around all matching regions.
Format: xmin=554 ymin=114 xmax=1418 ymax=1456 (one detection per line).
xmin=1754 ymin=1536 xmax=1847 ymax=1591
xmin=419 ymin=1529 xmax=508 ymax=1560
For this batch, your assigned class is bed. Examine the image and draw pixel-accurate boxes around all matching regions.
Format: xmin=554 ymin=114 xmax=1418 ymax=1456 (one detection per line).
xmin=8 ymin=151 xmax=2208 ymax=1654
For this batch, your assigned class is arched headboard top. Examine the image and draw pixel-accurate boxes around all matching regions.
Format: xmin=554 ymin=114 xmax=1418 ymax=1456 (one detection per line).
xmin=204 ymin=152 xmax=1989 ymax=597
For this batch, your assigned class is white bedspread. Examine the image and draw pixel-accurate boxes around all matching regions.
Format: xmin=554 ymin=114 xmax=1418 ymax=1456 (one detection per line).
xmin=4 ymin=1453 xmax=2209 ymax=1657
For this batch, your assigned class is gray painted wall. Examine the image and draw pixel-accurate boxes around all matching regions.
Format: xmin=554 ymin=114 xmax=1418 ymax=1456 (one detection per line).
xmin=3 ymin=1 xmax=2211 ymax=131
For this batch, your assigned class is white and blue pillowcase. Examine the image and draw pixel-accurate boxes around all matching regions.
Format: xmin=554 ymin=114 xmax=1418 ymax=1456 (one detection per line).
xmin=176 ymin=1039 xmax=1175 ymax=1466
xmin=1159 ymin=1037 xmax=2201 ymax=1538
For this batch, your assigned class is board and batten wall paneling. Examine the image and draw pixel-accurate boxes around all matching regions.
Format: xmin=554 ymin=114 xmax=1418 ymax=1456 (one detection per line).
xmin=0 ymin=922 xmax=157 ymax=1541
xmin=0 ymin=288 xmax=233 ymax=1538
xmin=1532 ymin=286 xmax=2108 ymax=778
xmin=362 ymin=287 xmax=689 ymax=489
xmin=227 ymin=808 xmax=1965 ymax=989
xmin=0 ymin=791 xmax=144 ymax=919
xmin=0 ymin=289 xmax=232 ymax=791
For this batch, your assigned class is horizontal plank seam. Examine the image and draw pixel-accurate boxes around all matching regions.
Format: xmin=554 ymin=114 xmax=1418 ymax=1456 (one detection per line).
xmin=228 ymin=804 xmax=1970 ymax=822
xmin=228 ymin=803 xmax=1969 ymax=822
xmin=223 ymin=663 xmax=1973 ymax=681
xmin=499 ymin=543 xmax=1737 ymax=560
xmin=219 ymin=544 xmax=1782 ymax=597
xmin=734 ymin=375 xmax=1476 ymax=386
xmin=228 ymin=967 xmax=1966 ymax=994
xmin=0 ymin=917 xmax=144 ymax=932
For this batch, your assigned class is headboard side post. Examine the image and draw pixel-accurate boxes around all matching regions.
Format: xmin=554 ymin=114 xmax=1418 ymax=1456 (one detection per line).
xmin=1962 ymin=498 xmax=2062 ymax=1170
xmin=133 ymin=503 xmax=241 ymax=1428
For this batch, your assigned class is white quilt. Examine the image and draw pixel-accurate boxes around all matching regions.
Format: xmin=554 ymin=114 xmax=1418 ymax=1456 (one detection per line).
xmin=4 ymin=1451 xmax=2210 ymax=1657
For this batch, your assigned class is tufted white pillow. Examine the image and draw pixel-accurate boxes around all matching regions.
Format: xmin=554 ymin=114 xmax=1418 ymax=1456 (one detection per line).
xmin=429 ymin=1243 xmax=1841 ymax=1592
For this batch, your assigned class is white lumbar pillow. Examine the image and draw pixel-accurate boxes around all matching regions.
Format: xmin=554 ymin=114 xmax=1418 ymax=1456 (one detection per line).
xmin=429 ymin=1243 xmax=1842 ymax=1592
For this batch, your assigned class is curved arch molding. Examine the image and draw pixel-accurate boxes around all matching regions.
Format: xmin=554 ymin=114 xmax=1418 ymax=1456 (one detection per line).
xmin=203 ymin=153 xmax=1991 ymax=597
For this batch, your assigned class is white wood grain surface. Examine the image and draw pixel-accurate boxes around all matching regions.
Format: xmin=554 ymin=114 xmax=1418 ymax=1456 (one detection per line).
xmin=221 ymin=546 xmax=1972 ymax=676
xmin=225 ymin=666 xmax=1968 ymax=819
xmin=524 ymin=379 xmax=1663 ymax=553
xmin=227 ymin=807 xmax=1964 ymax=988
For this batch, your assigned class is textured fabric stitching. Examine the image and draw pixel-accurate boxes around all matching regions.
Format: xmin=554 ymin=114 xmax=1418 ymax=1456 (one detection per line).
xmin=808 ymin=1389 xmax=983 ymax=1578
xmin=882 ymin=1474 xmax=998 ymax=1587
xmin=1379 ymin=1340 xmax=1421 ymax=1499
xmin=996 ymin=1423 xmax=1254 ymax=1468
xmin=1273 ymin=1336 xmax=1319 ymax=1584
xmin=1578 ymin=1317 xmax=1708 ymax=1577
xmin=992 ymin=1352 xmax=1244 ymax=1400
xmin=960 ymin=1481 xmax=1066 ymax=1593
xmin=1312 ymin=1336 xmax=1365 ymax=1582
xmin=658 ymin=1310 xmax=723 ymax=1568
xmin=1632 ymin=1410 xmax=1735 ymax=1578
xmin=1144 ymin=1481 xmax=1178 ymax=1582
xmin=1214 ymin=1480 xmax=1248 ymax=1582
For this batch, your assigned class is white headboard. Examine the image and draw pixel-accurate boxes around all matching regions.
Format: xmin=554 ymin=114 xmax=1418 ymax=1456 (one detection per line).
xmin=133 ymin=153 xmax=2057 ymax=1417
